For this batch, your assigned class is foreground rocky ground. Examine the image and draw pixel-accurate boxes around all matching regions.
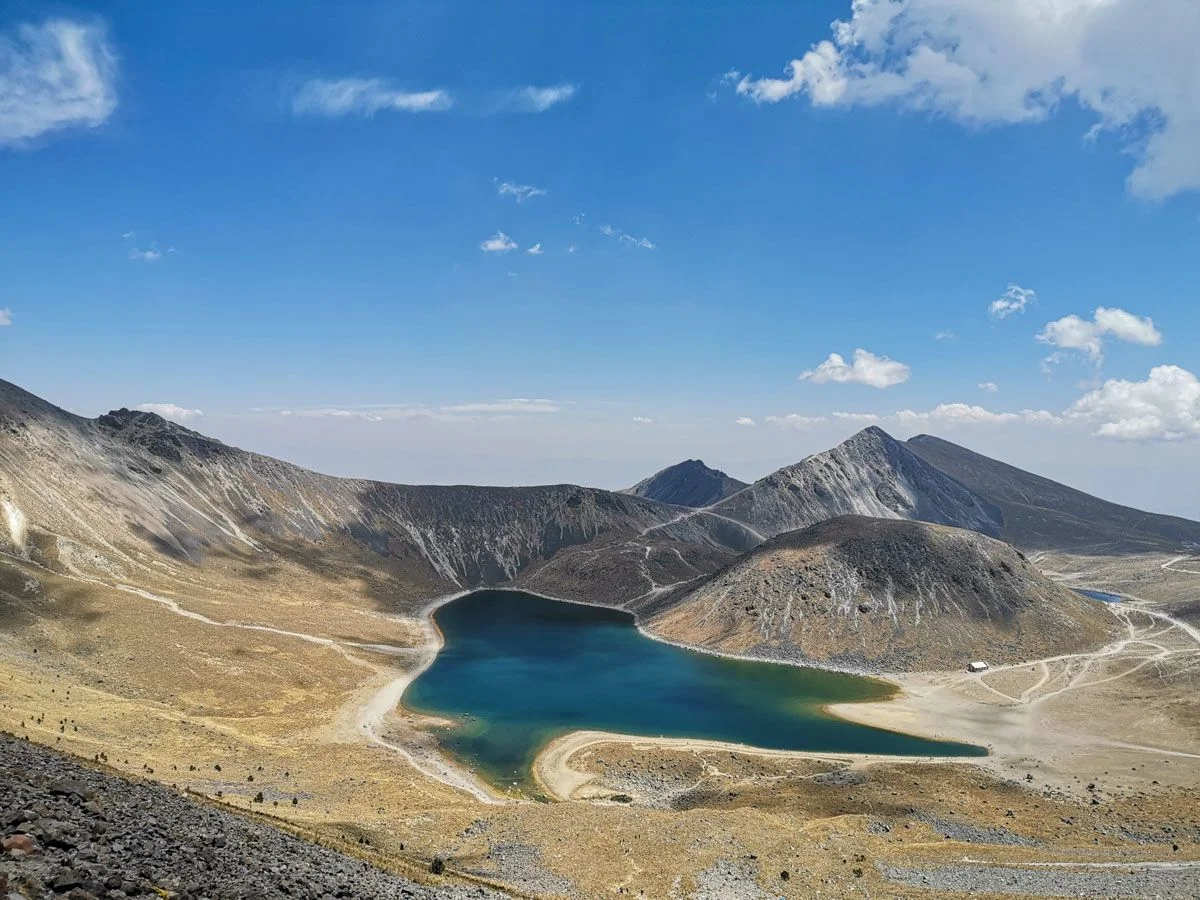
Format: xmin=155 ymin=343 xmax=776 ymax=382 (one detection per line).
xmin=0 ymin=734 xmax=504 ymax=900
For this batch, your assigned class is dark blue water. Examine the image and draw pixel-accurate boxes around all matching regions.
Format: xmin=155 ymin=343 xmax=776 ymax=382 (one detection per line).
xmin=404 ymin=590 xmax=984 ymax=793
xmin=1076 ymin=588 xmax=1125 ymax=603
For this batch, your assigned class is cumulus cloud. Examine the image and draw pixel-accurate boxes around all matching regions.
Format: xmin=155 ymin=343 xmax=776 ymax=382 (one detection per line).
xmin=728 ymin=0 xmax=1200 ymax=198
xmin=1067 ymin=365 xmax=1200 ymax=441
xmin=1038 ymin=307 xmax=1162 ymax=363
xmin=526 ymin=243 xmax=543 ymax=255
xmin=632 ymin=416 xmax=654 ymax=424
xmin=291 ymin=78 xmax=452 ymax=117
xmin=978 ymin=381 xmax=999 ymax=393
xmin=136 ymin=403 xmax=203 ymax=423
xmin=735 ymin=416 xmax=756 ymax=427
xmin=128 ymin=247 xmax=161 ymax=262
xmin=480 ymin=231 xmax=518 ymax=253
xmin=832 ymin=411 xmax=881 ymax=423
xmin=989 ymin=284 xmax=1036 ymax=320
xmin=766 ymin=414 xmax=829 ymax=428
xmin=0 ymin=19 xmax=117 ymax=146
xmin=497 ymin=181 xmax=545 ymax=203
xmin=502 ymin=83 xmax=576 ymax=113
xmin=801 ymin=348 xmax=911 ymax=389
xmin=0 ymin=308 xmax=11 ymax=326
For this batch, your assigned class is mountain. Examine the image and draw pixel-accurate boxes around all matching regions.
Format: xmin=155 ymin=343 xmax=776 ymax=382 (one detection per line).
xmin=906 ymin=434 xmax=1200 ymax=552
xmin=622 ymin=459 xmax=748 ymax=508
xmin=708 ymin=426 xmax=1003 ymax=541
xmin=643 ymin=515 xmax=1117 ymax=672
xmin=0 ymin=380 xmax=751 ymax=610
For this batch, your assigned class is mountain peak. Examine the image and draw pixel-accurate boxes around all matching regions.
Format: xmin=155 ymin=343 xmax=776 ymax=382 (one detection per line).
xmin=623 ymin=459 xmax=748 ymax=508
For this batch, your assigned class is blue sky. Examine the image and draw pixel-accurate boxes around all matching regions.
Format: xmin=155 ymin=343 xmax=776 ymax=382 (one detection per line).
xmin=2 ymin=1 xmax=1198 ymax=516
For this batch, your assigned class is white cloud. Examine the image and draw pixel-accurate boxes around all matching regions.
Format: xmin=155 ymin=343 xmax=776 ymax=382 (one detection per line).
xmin=566 ymin=244 xmax=577 ymax=254
xmin=599 ymin=224 xmax=656 ymax=249
xmin=619 ymin=234 xmax=656 ymax=250
xmin=0 ymin=19 xmax=117 ymax=146
xmin=978 ymin=381 xmax=999 ymax=393
xmin=1068 ymin=365 xmax=1200 ymax=441
xmin=989 ymin=284 xmax=1036 ymax=320
xmin=480 ymin=231 xmax=518 ymax=253
xmin=128 ymin=247 xmax=161 ymax=262
xmin=440 ymin=399 xmax=560 ymax=415
xmin=135 ymin=403 xmax=203 ymax=423
xmin=632 ymin=416 xmax=654 ymax=425
xmin=934 ymin=329 xmax=955 ymax=341
xmin=895 ymin=403 xmax=1060 ymax=427
xmin=735 ymin=416 xmax=756 ymax=427
xmin=291 ymin=78 xmax=452 ymax=117
xmin=503 ymin=83 xmax=576 ymax=113
xmin=801 ymin=348 xmax=911 ymax=389
xmin=526 ymin=242 xmax=543 ymax=255
xmin=1038 ymin=306 xmax=1162 ymax=363
xmin=0 ymin=308 xmax=11 ymax=327
xmin=497 ymin=181 xmax=546 ymax=203
xmin=729 ymin=0 xmax=1200 ymax=198
xmin=766 ymin=414 xmax=829 ymax=428
xmin=832 ymin=411 xmax=881 ymax=423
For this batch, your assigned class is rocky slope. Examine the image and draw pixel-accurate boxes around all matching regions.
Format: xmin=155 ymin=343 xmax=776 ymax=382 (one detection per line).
xmin=0 ymin=733 xmax=505 ymax=899
xmin=622 ymin=459 xmax=748 ymax=508
xmin=0 ymin=379 xmax=752 ymax=609
xmin=643 ymin=515 xmax=1117 ymax=671
xmin=708 ymin=427 xmax=1003 ymax=541
xmin=907 ymin=434 xmax=1200 ymax=553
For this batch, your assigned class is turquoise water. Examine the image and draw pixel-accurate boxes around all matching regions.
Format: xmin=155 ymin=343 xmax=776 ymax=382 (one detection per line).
xmin=404 ymin=590 xmax=984 ymax=793
xmin=1076 ymin=588 xmax=1125 ymax=603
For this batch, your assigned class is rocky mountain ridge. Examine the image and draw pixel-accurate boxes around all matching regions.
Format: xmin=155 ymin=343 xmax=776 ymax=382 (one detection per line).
xmin=622 ymin=459 xmax=748 ymax=508
xmin=708 ymin=426 xmax=1004 ymax=542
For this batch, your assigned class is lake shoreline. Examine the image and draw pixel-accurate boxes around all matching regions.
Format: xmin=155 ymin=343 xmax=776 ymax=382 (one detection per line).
xmin=390 ymin=587 xmax=977 ymax=801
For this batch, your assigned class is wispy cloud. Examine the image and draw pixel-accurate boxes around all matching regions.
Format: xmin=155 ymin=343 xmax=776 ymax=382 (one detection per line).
xmin=496 ymin=180 xmax=545 ymax=203
xmin=480 ymin=231 xmax=518 ymax=253
xmin=990 ymin=284 xmax=1036 ymax=320
xmin=894 ymin=404 xmax=1060 ymax=428
xmin=440 ymin=399 xmax=560 ymax=415
xmin=0 ymin=19 xmax=117 ymax=146
xmin=934 ymin=330 xmax=955 ymax=341
xmin=978 ymin=381 xmax=999 ymax=393
xmin=632 ymin=416 xmax=654 ymax=425
xmin=500 ymin=83 xmax=577 ymax=113
xmin=129 ymin=247 xmax=161 ymax=262
xmin=0 ymin=308 xmax=12 ymax=327
xmin=735 ymin=416 xmax=756 ymax=427
xmin=526 ymin=242 xmax=543 ymax=255
xmin=599 ymin=224 xmax=656 ymax=250
xmin=766 ymin=414 xmax=828 ymax=428
xmin=801 ymin=348 xmax=911 ymax=389
xmin=136 ymin=403 xmax=203 ymax=423
xmin=291 ymin=78 xmax=452 ymax=117
xmin=832 ymin=411 xmax=881 ymax=423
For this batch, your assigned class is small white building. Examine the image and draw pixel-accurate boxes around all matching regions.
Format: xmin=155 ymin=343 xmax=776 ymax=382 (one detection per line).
xmin=967 ymin=661 xmax=990 ymax=673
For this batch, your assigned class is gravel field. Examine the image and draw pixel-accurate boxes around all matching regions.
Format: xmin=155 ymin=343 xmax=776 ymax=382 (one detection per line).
xmin=880 ymin=861 xmax=1200 ymax=898
xmin=0 ymin=734 xmax=507 ymax=900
